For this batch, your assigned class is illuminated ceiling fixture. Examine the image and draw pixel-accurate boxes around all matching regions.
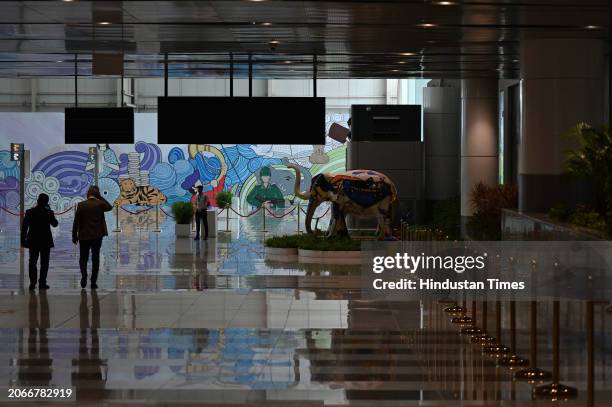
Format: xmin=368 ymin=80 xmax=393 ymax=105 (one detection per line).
xmin=400 ymin=52 xmax=415 ymax=56
xmin=261 ymin=22 xmax=272 ymax=26
xmin=97 ymin=21 xmax=111 ymax=25
xmin=584 ymin=25 xmax=600 ymax=29
xmin=269 ymin=40 xmax=280 ymax=44
xmin=435 ymin=1 xmax=457 ymax=5
xmin=418 ymin=23 xmax=437 ymax=28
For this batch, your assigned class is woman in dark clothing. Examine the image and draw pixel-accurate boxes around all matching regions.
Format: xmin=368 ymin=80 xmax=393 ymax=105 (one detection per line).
xmin=21 ymin=193 xmax=58 ymax=291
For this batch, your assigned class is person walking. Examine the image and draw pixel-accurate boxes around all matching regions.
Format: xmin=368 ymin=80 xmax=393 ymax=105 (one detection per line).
xmin=72 ymin=186 xmax=113 ymax=289
xmin=194 ymin=185 xmax=209 ymax=241
xmin=21 ymin=193 xmax=58 ymax=291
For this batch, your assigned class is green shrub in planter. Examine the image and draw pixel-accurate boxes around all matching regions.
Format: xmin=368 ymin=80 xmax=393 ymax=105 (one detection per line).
xmin=569 ymin=205 xmax=606 ymax=232
xmin=265 ymin=234 xmax=362 ymax=251
xmin=171 ymin=201 xmax=194 ymax=224
xmin=549 ymin=203 xmax=571 ymax=222
xmin=215 ymin=191 xmax=233 ymax=209
xmin=265 ymin=235 xmax=301 ymax=249
xmin=298 ymin=235 xmax=361 ymax=251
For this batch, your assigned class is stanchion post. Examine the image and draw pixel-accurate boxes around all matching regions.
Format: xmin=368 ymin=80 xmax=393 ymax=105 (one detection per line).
xmin=113 ymin=204 xmax=121 ymax=232
xmin=153 ymin=203 xmax=161 ymax=232
xmin=296 ymin=204 xmax=301 ymax=234
xmin=261 ymin=207 xmax=267 ymax=232
xmin=533 ymin=301 xmax=578 ymax=400
xmin=220 ymin=205 xmax=230 ymax=233
xmin=226 ymin=205 xmax=230 ymax=231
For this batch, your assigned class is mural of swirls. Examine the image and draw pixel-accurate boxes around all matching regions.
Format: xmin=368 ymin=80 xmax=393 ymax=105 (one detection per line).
xmin=192 ymin=153 xmax=221 ymax=187
xmin=32 ymin=151 xmax=93 ymax=197
xmin=0 ymin=151 xmax=19 ymax=180
xmin=168 ymin=147 xmax=185 ymax=164
xmin=24 ymin=170 xmax=63 ymax=210
xmin=98 ymin=177 xmax=121 ymax=204
xmin=221 ymin=145 xmax=281 ymax=194
xmin=115 ymin=141 xmax=162 ymax=176
xmin=149 ymin=159 xmax=195 ymax=204
xmin=0 ymin=176 xmax=19 ymax=209
xmin=0 ymin=113 xmax=348 ymax=211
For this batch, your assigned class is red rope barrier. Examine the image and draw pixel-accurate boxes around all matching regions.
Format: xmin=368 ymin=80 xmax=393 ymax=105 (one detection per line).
xmin=264 ymin=206 xmax=296 ymax=219
xmin=160 ymin=206 xmax=175 ymax=218
xmin=0 ymin=207 xmax=21 ymax=216
xmin=298 ymin=205 xmax=330 ymax=220
xmin=55 ymin=206 xmax=73 ymax=215
xmin=229 ymin=206 xmax=262 ymax=218
xmin=119 ymin=206 xmax=153 ymax=215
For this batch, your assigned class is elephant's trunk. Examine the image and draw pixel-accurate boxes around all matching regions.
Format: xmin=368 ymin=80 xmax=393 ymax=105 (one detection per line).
xmin=304 ymin=200 xmax=320 ymax=234
xmin=287 ymin=164 xmax=311 ymax=200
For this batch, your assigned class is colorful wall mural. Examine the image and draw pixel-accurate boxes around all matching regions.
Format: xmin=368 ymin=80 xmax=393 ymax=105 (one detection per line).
xmin=0 ymin=112 xmax=348 ymax=212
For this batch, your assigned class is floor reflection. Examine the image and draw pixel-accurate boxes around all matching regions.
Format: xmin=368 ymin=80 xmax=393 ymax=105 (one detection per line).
xmin=73 ymin=290 xmax=106 ymax=400
xmin=0 ymin=213 xmax=610 ymax=405
xmin=17 ymin=292 xmax=51 ymax=387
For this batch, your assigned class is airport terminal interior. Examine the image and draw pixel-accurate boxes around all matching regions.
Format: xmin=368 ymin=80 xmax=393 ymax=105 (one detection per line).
xmin=0 ymin=0 xmax=612 ymax=406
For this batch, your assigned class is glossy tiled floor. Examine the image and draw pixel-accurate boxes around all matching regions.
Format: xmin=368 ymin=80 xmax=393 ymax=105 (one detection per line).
xmin=0 ymin=209 xmax=611 ymax=406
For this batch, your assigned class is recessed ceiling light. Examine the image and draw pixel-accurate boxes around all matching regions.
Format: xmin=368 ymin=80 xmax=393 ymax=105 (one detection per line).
xmin=391 ymin=69 xmax=400 ymax=72
xmin=400 ymin=52 xmax=415 ymax=56
xmin=398 ymin=61 xmax=407 ymax=64
xmin=585 ymin=25 xmax=600 ymax=29
xmin=261 ymin=22 xmax=272 ymax=26
xmin=284 ymin=60 xmax=292 ymax=64
xmin=435 ymin=1 xmax=457 ymax=5
xmin=269 ymin=40 xmax=280 ymax=44
xmin=97 ymin=21 xmax=111 ymax=25
xmin=418 ymin=23 xmax=437 ymax=28
xmin=55 ymin=60 xmax=64 ymax=63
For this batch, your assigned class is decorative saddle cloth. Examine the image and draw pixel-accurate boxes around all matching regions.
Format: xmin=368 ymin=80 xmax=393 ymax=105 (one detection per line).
xmin=331 ymin=170 xmax=394 ymax=208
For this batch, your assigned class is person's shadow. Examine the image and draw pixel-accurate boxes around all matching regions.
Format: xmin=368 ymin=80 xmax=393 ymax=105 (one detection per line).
xmin=71 ymin=290 xmax=106 ymax=400
xmin=17 ymin=291 xmax=51 ymax=386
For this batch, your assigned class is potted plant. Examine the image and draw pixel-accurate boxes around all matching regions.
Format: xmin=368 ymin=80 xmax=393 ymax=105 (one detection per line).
xmin=215 ymin=191 xmax=233 ymax=210
xmin=467 ymin=182 xmax=517 ymax=240
xmin=171 ymin=201 xmax=193 ymax=238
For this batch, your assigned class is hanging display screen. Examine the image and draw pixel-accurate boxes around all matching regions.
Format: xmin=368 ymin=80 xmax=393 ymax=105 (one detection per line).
xmin=157 ymin=97 xmax=326 ymax=145
xmin=65 ymin=107 xmax=134 ymax=144
xmin=350 ymin=105 xmax=421 ymax=142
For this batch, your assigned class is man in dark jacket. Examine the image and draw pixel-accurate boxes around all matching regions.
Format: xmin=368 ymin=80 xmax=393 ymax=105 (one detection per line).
xmin=21 ymin=193 xmax=58 ymax=291
xmin=72 ymin=186 xmax=113 ymax=289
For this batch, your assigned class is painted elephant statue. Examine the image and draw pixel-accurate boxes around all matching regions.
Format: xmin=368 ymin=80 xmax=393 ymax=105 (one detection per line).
xmin=288 ymin=165 xmax=397 ymax=239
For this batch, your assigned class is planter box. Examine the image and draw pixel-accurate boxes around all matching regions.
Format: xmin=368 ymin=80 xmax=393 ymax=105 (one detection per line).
xmin=265 ymin=247 xmax=298 ymax=262
xmin=298 ymin=249 xmax=361 ymax=265
xmin=502 ymin=209 xmax=604 ymax=241
xmin=175 ymin=223 xmax=191 ymax=238
xmin=207 ymin=208 xmax=217 ymax=238
xmin=175 ymin=238 xmax=192 ymax=255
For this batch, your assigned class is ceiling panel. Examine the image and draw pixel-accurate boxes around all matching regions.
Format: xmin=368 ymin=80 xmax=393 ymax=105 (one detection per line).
xmin=0 ymin=0 xmax=608 ymax=78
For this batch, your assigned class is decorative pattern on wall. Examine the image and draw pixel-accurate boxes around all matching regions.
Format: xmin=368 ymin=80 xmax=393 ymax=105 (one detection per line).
xmin=0 ymin=112 xmax=347 ymax=212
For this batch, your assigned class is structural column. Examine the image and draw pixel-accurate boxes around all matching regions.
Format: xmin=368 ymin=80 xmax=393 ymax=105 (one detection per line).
xmin=519 ymin=39 xmax=606 ymax=212
xmin=424 ymin=81 xmax=461 ymax=202
xmin=460 ymin=78 xmax=499 ymax=217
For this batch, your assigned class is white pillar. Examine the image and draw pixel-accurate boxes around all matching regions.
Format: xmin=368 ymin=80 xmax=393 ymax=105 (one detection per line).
xmin=519 ymin=39 xmax=606 ymax=212
xmin=460 ymin=78 xmax=499 ymax=217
